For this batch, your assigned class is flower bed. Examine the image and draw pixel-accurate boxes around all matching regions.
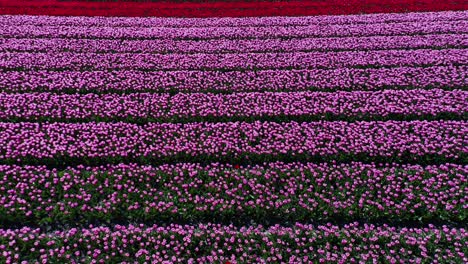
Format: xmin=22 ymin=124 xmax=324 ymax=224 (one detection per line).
xmin=0 ymin=162 xmax=466 ymax=227
xmin=1 ymin=66 xmax=465 ymax=93
xmin=0 ymin=90 xmax=466 ymax=123
xmin=0 ymin=8 xmax=466 ymax=263
xmin=0 ymin=223 xmax=466 ymax=263
xmin=0 ymin=121 xmax=465 ymax=165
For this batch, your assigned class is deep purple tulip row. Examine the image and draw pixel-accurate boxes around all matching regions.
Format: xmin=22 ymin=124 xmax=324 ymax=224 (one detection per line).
xmin=0 ymin=222 xmax=466 ymax=263
xmin=0 ymin=162 xmax=466 ymax=225
xmin=2 ymin=49 xmax=466 ymax=71
xmin=1 ymin=66 xmax=465 ymax=93
xmin=0 ymin=121 xmax=465 ymax=163
xmin=0 ymin=89 xmax=466 ymax=122
xmin=2 ymin=11 xmax=465 ymax=28
xmin=1 ymin=34 xmax=465 ymax=54
xmin=2 ymin=20 xmax=466 ymax=40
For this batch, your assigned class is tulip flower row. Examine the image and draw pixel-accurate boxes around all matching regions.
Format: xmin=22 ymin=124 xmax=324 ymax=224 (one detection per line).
xmin=0 ymin=222 xmax=466 ymax=263
xmin=1 ymin=0 xmax=466 ymax=17
xmin=0 ymin=121 xmax=465 ymax=165
xmin=2 ymin=10 xmax=464 ymax=28
xmin=1 ymin=66 xmax=464 ymax=93
xmin=0 ymin=89 xmax=466 ymax=123
xmin=2 ymin=34 xmax=465 ymax=54
xmin=2 ymin=49 xmax=466 ymax=71
xmin=0 ymin=162 xmax=466 ymax=227
xmin=3 ymin=20 xmax=465 ymax=40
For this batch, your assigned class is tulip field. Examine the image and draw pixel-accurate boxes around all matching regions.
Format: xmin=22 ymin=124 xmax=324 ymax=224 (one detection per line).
xmin=0 ymin=0 xmax=467 ymax=263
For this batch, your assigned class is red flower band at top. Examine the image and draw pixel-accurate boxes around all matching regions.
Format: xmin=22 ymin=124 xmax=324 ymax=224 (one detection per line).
xmin=0 ymin=0 xmax=466 ymax=17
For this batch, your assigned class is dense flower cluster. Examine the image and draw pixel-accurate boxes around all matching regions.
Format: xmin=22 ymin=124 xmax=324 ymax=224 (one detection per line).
xmin=1 ymin=12 xmax=465 ymax=93
xmin=1 ymin=0 xmax=465 ymax=17
xmin=1 ymin=66 xmax=465 ymax=93
xmin=0 ymin=89 xmax=466 ymax=122
xmin=0 ymin=162 xmax=466 ymax=226
xmin=0 ymin=223 xmax=466 ymax=263
xmin=0 ymin=121 xmax=465 ymax=164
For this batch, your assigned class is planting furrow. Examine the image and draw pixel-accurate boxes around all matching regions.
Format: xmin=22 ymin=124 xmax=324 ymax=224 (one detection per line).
xmin=1 ymin=11 xmax=465 ymax=28
xmin=0 ymin=223 xmax=466 ymax=263
xmin=1 ymin=49 xmax=465 ymax=71
xmin=1 ymin=34 xmax=465 ymax=54
xmin=0 ymin=90 xmax=466 ymax=123
xmin=1 ymin=20 xmax=466 ymax=40
xmin=0 ymin=121 xmax=465 ymax=166
xmin=1 ymin=66 xmax=465 ymax=94
xmin=0 ymin=162 xmax=466 ymax=227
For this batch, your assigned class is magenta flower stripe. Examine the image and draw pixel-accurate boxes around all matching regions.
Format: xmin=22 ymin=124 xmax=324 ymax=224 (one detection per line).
xmin=1 ymin=66 xmax=465 ymax=93
xmin=0 ymin=162 xmax=465 ymax=226
xmin=2 ymin=49 xmax=466 ymax=71
xmin=0 ymin=90 xmax=465 ymax=122
xmin=0 ymin=223 xmax=466 ymax=263
xmin=0 ymin=121 xmax=465 ymax=164
xmin=1 ymin=34 xmax=466 ymax=54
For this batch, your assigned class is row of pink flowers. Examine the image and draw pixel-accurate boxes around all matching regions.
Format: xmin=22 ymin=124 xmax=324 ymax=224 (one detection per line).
xmin=0 ymin=66 xmax=464 ymax=93
xmin=0 ymin=162 xmax=465 ymax=225
xmin=1 ymin=34 xmax=465 ymax=54
xmin=2 ymin=49 xmax=465 ymax=70
xmin=0 ymin=89 xmax=465 ymax=122
xmin=0 ymin=120 xmax=465 ymax=163
xmin=0 ymin=222 xmax=466 ymax=263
